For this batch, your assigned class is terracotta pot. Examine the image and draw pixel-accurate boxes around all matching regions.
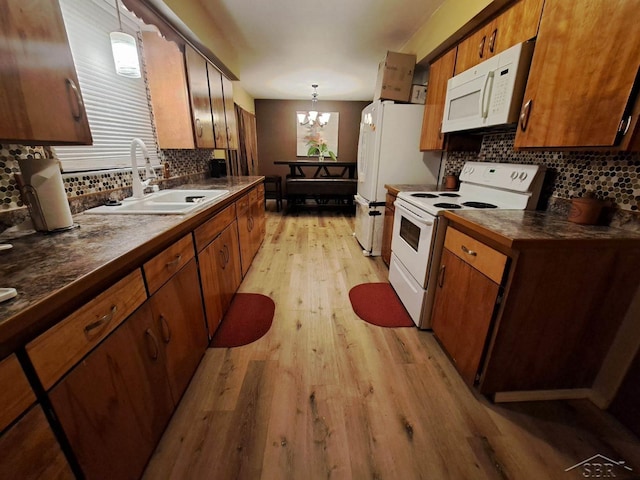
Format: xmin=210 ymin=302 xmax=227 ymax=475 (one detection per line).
xmin=568 ymin=197 xmax=604 ymax=225
xmin=444 ymin=175 xmax=458 ymax=191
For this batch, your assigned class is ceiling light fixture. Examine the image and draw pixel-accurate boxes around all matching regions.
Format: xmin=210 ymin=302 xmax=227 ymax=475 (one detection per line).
xmin=110 ymin=0 xmax=141 ymax=78
xmin=297 ymin=84 xmax=330 ymax=126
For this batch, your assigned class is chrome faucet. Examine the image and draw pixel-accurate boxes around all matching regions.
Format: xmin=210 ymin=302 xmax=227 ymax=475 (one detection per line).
xmin=129 ymin=138 xmax=158 ymax=199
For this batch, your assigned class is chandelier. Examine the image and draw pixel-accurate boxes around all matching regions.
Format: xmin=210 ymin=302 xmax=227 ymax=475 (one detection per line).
xmin=297 ymin=84 xmax=331 ymax=126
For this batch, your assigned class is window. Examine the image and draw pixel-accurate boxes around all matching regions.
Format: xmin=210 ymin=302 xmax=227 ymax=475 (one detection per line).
xmin=54 ymin=0 xmax=160 ymax=172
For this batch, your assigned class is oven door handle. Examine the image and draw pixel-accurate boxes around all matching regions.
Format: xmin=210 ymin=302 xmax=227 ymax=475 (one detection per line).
xmin=394 ymin=201 xmax=434 ymax=227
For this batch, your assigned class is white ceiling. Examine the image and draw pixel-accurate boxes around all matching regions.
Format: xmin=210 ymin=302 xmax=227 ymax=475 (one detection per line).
xmin=193 ymin=0 xmax=445 ymax=101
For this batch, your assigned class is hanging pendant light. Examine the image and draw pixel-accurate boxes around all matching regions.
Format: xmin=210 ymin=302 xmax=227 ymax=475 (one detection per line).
xmin=298 ymin=84 xmax=330 ymax=126
xmin=110 ymin=0 xmax=141 ymax=78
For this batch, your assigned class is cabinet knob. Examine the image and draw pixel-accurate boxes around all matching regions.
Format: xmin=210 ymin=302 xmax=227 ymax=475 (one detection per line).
xmin=438 ymin=265 xmax=446 ymax=288
xmin=144 ymin=328 xmax=160 ymax=361
xmin=83 ymin=305 xmax=117 ymax=338
xmin=478 ymin=35 xmax=486 ymax=58
xmin=159 ymin=315 xmax=171 ymax=343
xmin=195 ymin=118 xmax=203 ymax=137
xmin=65 ymin=78 xmax=85 ymax=121
xmin=488 ymin=28 xmax=497 ymax=53
xmin=461 ymin=245 xmax=477 ymax=257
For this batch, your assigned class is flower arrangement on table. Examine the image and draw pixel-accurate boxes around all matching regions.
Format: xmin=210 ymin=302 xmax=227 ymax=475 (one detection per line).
xmin=304 ymin=130 xmax=337 ymax=161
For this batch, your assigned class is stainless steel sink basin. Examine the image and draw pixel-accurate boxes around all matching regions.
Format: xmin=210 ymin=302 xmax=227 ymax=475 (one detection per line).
xmin=84 ymin=189 xmax=229 ymax=215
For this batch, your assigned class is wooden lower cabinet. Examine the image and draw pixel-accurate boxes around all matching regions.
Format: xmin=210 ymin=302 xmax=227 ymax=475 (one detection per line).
xmin=199 ymin=221 xmax=242 ymax=337
xmin=237 ymin=186 xmax=266 ymax=277
xmin=0 ymin=405 xmax=74 ymax=479
xmin=431 ymin=248 xmax=501 ymax=385
xmin=149 ymin=259 xmax=208 ymax=403
xmin=381 ymin=192 xmax=396 ymax=266
xmin=49 ymin=302 xmax=174 ymax=480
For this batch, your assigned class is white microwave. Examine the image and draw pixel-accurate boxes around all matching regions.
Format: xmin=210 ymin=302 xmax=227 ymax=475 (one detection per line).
xmin=441 ymin=41 xmax=534 ymax=133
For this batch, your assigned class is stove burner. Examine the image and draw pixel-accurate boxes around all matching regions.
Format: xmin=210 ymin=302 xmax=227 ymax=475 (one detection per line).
xmin=411 ymin=193 xmax=439 ymax=198
xmin=462 ymin=201 xmax=498 ymax=209
xmin=439 ymin=193 xmax=460 ymax=198
xmin=433 ymin=202 xmax=462 ymax=209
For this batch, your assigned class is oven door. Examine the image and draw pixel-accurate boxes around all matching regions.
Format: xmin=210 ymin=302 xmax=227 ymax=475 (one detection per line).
xmin=391 ymin=199 xmax=436 ymax=287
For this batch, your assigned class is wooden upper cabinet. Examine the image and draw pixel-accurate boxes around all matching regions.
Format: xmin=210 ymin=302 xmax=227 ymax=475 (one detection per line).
xmin=221 ymin=75 xmax=239 ymax=150
xmin=420 ymin=47 xmax=457 ymax=151
xmin=185 ymin=45 xmax=215 ymax=148
xmin=0 ymin=0 xmax=92 ymax=145
xmin=454 ymin=0 xmax=544 ymax=75
xmin=207 ymin=64 xmax=229 ymax=149
xmin=514 ymin=0 xmax=640 ymax=149
xmin=142 ymin=32 xmax=194 ymax=149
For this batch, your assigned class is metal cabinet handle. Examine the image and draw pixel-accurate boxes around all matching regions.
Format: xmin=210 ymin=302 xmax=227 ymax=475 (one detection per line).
xmin=159 ymin=314 xmax=171 ymax=343
xmin=195 ymin=118 xmax=203 ymax=137
xmin=461 ymin=245 xmax=477 ymax=256
xmin=489 ymin=28 xmax=497 ymax=53
xmin=65 ymin=78 xmax=84 ymax=121
xmin=438 ymin=265 xmax=446 ymax=288
xmin=248 ymin=216 xmax=254 ymax=232
xmin=478 ymin=35 xmax=486 ymax=58
xmin=519 ymin=100 xmax=532 ymax=131
xmin=144 ymin=328 xmax=159 ymax=361
xmin=224 ymin=244 xmax=230 ymax=264
xmin=166 ymin=254 xmax=182 ymax=269
xmin=84 ymin=305 xmax=117 ymax=337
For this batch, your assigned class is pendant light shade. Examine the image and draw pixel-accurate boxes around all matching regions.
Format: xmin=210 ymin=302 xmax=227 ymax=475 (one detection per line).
xmin=110 ymin=0 xmax=141 ymax=78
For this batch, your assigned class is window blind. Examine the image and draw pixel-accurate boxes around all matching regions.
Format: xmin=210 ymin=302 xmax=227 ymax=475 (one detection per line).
xmin=54 ymin=0 xmax=160 ymax=171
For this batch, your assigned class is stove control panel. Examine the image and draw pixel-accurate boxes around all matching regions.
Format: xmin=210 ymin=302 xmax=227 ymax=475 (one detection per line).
xmin=459 ymin=161 xmax=543 ymax=192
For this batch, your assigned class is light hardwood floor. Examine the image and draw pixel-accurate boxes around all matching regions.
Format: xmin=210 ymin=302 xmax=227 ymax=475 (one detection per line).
xmin=143 ymin=208 xmax=640 ymax=480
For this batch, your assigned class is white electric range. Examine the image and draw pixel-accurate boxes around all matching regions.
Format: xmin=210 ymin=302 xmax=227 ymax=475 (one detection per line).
xmin=389 ymin=161 xmax=546 ymax=328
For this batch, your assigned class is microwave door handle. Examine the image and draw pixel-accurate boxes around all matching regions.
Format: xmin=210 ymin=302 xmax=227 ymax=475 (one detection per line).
xmin=479 ymin=70 xmax=495 ymax=119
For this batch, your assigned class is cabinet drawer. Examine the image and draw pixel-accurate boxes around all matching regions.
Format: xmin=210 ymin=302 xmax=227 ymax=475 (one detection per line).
xmin=26 ymin=269 xmax=147 ymax=390
xmin=0 ymin=354 xmax=36 ymax=432
xmin=144 ymin=234 xmax=195 ymax=295
xmin=256 ymin=183 xmax=265 ymax=199
xmin=194 ymin=203 xmax=237 ymax=251
xmin=236 ymin=192 xmax=250 ymax=215
xmin=444 ymin=228 xmax=507 ymax=284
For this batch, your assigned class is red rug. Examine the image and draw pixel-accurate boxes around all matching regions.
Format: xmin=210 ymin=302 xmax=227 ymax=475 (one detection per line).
xmin=209 ymin=293 xmax=275 ymax=348
xmin=348 ymin=283 xmax=414 ymax=328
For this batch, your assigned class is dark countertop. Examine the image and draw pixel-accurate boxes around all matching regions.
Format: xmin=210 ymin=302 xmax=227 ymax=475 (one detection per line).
xmin=444 ymin=210 xmax=640 ymax=250
xmin=0 ymin=176 xmax=262 ymax=356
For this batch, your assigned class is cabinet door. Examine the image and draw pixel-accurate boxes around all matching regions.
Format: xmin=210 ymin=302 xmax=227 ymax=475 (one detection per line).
xmin=221 ymin=75 xmax=239 ymax=150
xmin=50 ymin=303 xmax=174 ymax=480
xmin=236 ymin=192 xmax=253 ymax=277
xmin=454 ymin=0 xmax=544 ymax=75
xmin=0 ymin=0 xmax=91 ymax=145
xmin=0 ymin=405 xmax=74 ymax=479
xmin=199 ymin=221 xmax=242 ymax=336
xmin=420 ymin=48 xmax=456 ymax=151
xmin=149 ymin=259 xmax=207 ymax=403
xmin=514 ymin=0 xmax=640 ymax=149
xmin=252 ymin=184 xmax=266 ymax=253
xmin=185 ymin=45 xmax=215 ymax=148
xmin=142 ymin=32 xmax=194 ymax=149
xmin=431 ymin=249 xmax=500 ymax=385
xmin=207 ymin=64 xmax=228 ymax=149
xmin=381 ymin=194 xmax=396 ymax=266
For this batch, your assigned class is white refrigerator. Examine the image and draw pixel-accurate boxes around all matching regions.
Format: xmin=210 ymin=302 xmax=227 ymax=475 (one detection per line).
xmin=354 ymin=100 xmax=441 ymax=256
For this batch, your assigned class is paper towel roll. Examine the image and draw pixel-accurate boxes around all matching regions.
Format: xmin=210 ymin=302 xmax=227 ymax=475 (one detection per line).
xmin=18 ymin=158 xmax=74 ymax=231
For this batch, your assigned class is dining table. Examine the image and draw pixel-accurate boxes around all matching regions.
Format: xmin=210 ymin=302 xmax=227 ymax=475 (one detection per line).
xmin=274 ymin=160 xmax=357 ymax=179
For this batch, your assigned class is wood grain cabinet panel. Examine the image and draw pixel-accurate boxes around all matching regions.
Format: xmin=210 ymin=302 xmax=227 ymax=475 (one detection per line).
xmin=420 ymin=48 xmax=457 ymax=151
xmin=149 ymin=259 xmax=207 ymax=403
xmin=142 ymin=31 xmax=194 ymax=149
xmin=198 ymin=221 xmax=242 ymax=336
xmin=454 ymin=0 xmax=544 ymax=75
xmin=49 ymin=302 xmax=174 ymax=480
xmin=221 ymin=75 xmax=239 ymax=150
xmin=514 ymin=0 xmax=640 ymax=149
xmin=0 ymin=354 xmax=35 ymax=433
xmin=237 ymin=187 xmax=266 ymax=276
xmin=194 ymin=203 xmax=236 ymax=252
xmin=0 ymin=405 xmax=74 ymax=479
xmin=185 ymin=45 xmax=215 ymax=148
xmin=143 ymin=234 xmax=195 ymax=295
xmin=26 ymin=269 xmax=147 ymax=390
xmin=0 ymin=0 xmax=92 ymax=145
xmin=431 ymin=248 xmax=501 ymax=386
xmin=381 ymin=192 xmax=397 ymax=266
xmin=207 ymin=64 xmax=228 ymax=149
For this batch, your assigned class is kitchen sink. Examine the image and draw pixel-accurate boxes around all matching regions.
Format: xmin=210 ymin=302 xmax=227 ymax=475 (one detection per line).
xmin=83 ymin=189 xmax=229 ymax=215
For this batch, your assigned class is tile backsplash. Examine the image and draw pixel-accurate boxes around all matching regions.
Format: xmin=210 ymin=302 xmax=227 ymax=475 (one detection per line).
xmin=0 ymin=144 xmax=215 ymax=231
xmin=445 ymin=131 xmax=640 ymax=230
